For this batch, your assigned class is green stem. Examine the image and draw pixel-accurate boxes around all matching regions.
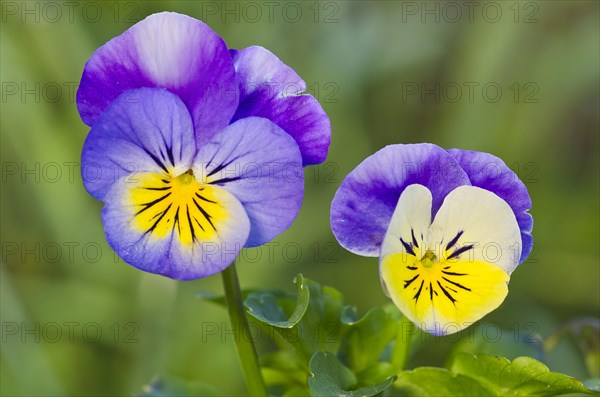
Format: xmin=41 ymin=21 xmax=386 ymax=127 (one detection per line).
xmin=221 ymin=263 xmax=268 ymax=396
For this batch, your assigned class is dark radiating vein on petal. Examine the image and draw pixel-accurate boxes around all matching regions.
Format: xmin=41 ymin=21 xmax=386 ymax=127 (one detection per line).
xmin=437 ymin=281 xmax=456 ymax=304
xmin=445 ymin=230 xmax=464 ymax=251
xmin=400 ymin=237 xmax=416 ymax=256
xmin=209 ymin=176 xmax=242 ymax=185
xmin=143 ymin=186 xmax=171 ymax=191
xmin=142 ymin=147 xmax=169 ymax=173
xmin=404 ymin=274 xmax=419 ymax=289
xmin=447 ymin=244 xmax=474 ymax=260
xmin=186 ymin=204 xmax=196 ymax=242
xmin=442 ymin=270 xmax=468 ymax=276
xmin=192 ymin=197 xmax=216 ymax=231
xmin=173 ymin=206 xmax=181 ymax=234
xmin=206 ymin=157 xmax=237 ymax=177
xmin=413 ymin=280 xmax=424 ymax=302
xmin=195 ymin=192 xmax=217 ymax=204
xmin=442 ymin=276 xmax=471 ymax=291
xmin=411 ymin=229 xmax=419 ymax=248
xmin=144 ymin=203 xmax=172 ymax=235
xmin=136 ymin=192 xmax=171 ymax=215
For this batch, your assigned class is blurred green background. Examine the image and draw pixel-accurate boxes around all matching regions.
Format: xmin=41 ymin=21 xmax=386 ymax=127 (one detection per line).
xmin=1 ymin=1 xmax=599 ymax=395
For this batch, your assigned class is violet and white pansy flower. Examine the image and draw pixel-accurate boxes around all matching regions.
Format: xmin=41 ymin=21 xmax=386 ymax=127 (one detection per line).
xmin=330 ymin=144 xmax=533 ymax=335
xmin=78 ymin=12 xmax=330 ymax=280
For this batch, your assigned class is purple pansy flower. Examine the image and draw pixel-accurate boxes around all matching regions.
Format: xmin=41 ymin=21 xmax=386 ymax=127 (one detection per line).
xmin=78 ymin=12 xmax=330 ymax=280
xmin=330 ymin=144 xmax=533 ymax=335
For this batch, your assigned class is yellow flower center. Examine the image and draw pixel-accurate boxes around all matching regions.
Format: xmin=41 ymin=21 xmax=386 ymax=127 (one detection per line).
xmin=128 ymin=170 xmax=228 ymax=244
xmin=419 ymin=249 xmax=437 ymax=268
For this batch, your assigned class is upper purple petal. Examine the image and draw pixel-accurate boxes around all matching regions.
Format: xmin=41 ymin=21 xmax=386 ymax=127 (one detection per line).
xmin=77 ymin=12 xmax=238 ymax=144
xmin=330 ymin=143 xmax=470 ymax=257
xmin=447 ymin=149 xmax=533 ymax=263
xmin=230 ymin=46 xmax=331 ymax=166
xmin=194 ymin=117 xmax=304 ymax=247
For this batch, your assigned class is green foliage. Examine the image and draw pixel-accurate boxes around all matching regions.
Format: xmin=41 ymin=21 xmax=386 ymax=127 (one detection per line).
xmin=240 ymin=275 xmax=597 ymax=397
xmin=247 ymin=274 xmax=403 ymax=396
xmin=307 ymin=352 xmax=395 ymax=397
xmin=395 ymin=353 xmax=598 ymax=396
xmin=395 ymin=367 xmax=493 ymax=396
xmin=343 ymin=306 xmax=400 ymax=373
xmin=245 ymin=274 xmax=310 ymax=328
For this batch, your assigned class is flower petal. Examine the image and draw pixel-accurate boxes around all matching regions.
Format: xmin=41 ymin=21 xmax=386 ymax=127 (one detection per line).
xmin=381 ymin=252 xmax=509 ymax=336
xmin=379 ymin=185 xmax=515 ymax=335
xmin=330 ymin=144 xmax=470 ymax=257
xmin=101 ymin=172 xmax=250 ymax=280
xmin=230 ymin=46 xmax=330 ymax=166
xmin=77 ymin=12 xmax=238 ymax=142
xmin=194 ymin=117 xmax=304 ymax=247
xmin=428 ymin=186 xmax=522 ymax=274
xmin=380 ymin=184 xmax=432 ymax=260
xmin=81 ymin=88 xmax=196 ymax=201
xmin=447 ymin=149 xmax=533 ymax=263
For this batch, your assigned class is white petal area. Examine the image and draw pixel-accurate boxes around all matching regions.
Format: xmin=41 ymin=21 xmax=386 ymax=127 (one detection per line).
xmin=428 ymin=186 xmax=521 ymax=274
xmin=380 ymin=184 xmax=433 ymax=259
xmin=133 ymin=13 xmax=220 ymax=87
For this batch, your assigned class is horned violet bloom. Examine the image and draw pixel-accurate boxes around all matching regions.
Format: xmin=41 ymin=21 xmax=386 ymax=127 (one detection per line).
xmin=330 ymin=144 xmax=533 ymax=335
xmin=78 ymin=13 xmax=330 ymax=280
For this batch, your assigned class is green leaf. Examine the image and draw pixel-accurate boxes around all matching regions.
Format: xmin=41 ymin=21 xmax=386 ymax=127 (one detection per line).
xmin=308 ymin=352 xmax=396 ymax=397
xmin=395 ymin=367 xmax=494 ymax=396
xmin=343 ymin=306 xmax=400 ymax=373
xmin=449 ymin=353 xmax=598 ymax=396
xmin=295 ymin=279 xmax=346 ymax=355
xmin=341 ymin=306 xmax=359 ymax=324
xmin=245 ymin=274 xmax=309 ymax=328
xmin=137 ymin=375 xmax=223 ymax=396
xmin=308 ymin=352 xmax=356 ymax=394
xmin=394 ymin=354 xmax=598 ymax=396
xmin=242 ymin=275 xmax=404 ymax=396
xmin=264 ymin=275 xmax=347 ymax=361
xmin=355 ymin=362 xmax=397 ymax=386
